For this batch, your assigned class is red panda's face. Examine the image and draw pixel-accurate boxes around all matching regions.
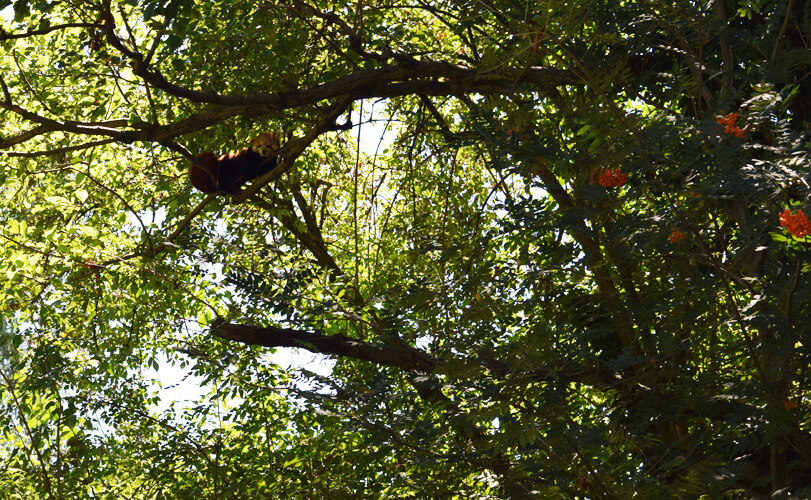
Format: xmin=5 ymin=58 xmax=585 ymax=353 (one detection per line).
xmin=250 ymin=132 xmax=280 ymax=156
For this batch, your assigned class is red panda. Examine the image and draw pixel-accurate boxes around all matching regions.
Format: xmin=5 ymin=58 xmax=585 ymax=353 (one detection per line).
xmin=190 ymin=131 xmax=281 ymax=194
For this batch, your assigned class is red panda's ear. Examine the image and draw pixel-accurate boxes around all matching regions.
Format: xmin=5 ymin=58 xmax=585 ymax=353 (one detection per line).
xmin=250 ymin=131 xmax=282 ymax=146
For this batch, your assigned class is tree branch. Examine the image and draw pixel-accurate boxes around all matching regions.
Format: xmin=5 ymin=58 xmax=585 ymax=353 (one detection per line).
xmin=2 ymin=139 xmax=117 ymax=157
xmin=211 ymin=321 xmax=436 ymax=372
xmin=0 ymin=23 xmax=98 ymax=40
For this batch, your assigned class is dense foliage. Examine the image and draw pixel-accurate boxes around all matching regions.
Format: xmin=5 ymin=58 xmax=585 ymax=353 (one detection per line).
xmin=1 ymin=0 xmax=810 ymax=497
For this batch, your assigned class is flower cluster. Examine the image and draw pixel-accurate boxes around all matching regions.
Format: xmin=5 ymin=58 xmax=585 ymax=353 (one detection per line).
xmin=779 ymin=209 xmax=811 ymax=238
xmin=716 ymin=112 xmax=746 ymax=138
xmin=590 ymin=168 xmax=628 ymax=188
xmin=532 ymin=160 xmax=550 ymax=177
xmin=785 ymin=398 xmax=800 ymax=411
xmin=506 ymin=127 xmax=525 ymax=141
xmin=532 ymin=27 xmax=546 ymax=52
xmin=668 ymin=228 xmax=686 ymax=244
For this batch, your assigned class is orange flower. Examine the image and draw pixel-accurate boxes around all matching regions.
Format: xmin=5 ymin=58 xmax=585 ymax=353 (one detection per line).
xmin=532 ymin=26 xmax=546 ymax=52
xmin=716 ymin=112 xmax=737 ymax=128
xmin=716 ymin=112 xmax=746 ymax=138
xmin=779 ymin=209 xmax=811 ymax=238
xmin=590 ymin=168 xmax=628 ymax=188
xmin=532 ymin=160 xmax=550 ymax=177
xmin=668 ymin=228 xmax=686 ymax=244
xmin=532 ymin=32 xmax=542 ymax=52
xmin=506 ymin=128 xmax=525 ymax=141
xmin=784 ymin=399 xmax=799 ymax=411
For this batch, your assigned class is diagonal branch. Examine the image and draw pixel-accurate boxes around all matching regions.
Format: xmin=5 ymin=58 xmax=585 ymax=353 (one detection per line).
xmin=233 ymin=96 xmax=354 ymax=201
xmin=533 ymin=161 xmax=642 ymax=351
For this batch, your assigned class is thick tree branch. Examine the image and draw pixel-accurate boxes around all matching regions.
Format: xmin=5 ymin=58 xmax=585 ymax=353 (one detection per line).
xmin=2 ymin=25 xmax=619 ymax=152
xmin=1 ymin=63 xmax=577 ymax=149
xmin=131 ymin=60 xmax=583 ymax=107
xmin=211 ymin=320 xmax=628 ymax=399
xmin=211 ymin=321 xmax=436 ymax=372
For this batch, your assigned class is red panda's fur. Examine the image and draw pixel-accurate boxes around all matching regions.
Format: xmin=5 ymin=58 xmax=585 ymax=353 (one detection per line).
xmin=190 ymin=132 xmax=281 ymax=194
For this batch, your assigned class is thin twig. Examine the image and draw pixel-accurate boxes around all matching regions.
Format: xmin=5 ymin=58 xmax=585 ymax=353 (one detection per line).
xmin=771 ymin=0 xmax=796 ymax=63
xmin=2 ymin=139 xmax=116 ymax=157
xmin=0 ymin=22 xmax=97 ymax=40
xmin=786 ymin=259 xmax=802 ymax=325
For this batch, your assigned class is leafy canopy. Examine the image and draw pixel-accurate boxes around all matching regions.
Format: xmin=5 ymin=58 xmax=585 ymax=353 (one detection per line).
xmin=0 ymin=0 xmax=810 ymax=498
